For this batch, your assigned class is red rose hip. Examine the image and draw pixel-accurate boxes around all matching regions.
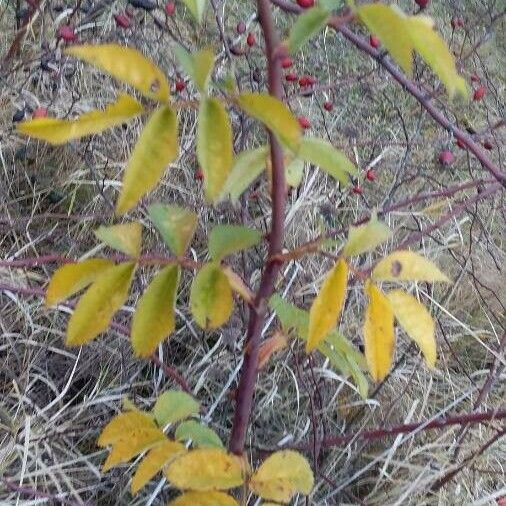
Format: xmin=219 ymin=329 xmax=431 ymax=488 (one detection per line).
xmin=369 ymin=35 xmax=380 ymax=49
xmin=365 ymin=168 xmax=376 ymax=181
xmin=246 ymin=33 xmax=256 ymax=47
xmin=165 ymin=2 xmax=176 ymax=16
xmin=175 ymin=80 xmax=186 ymax=93
xmin=439 ymin=150 xmax=455 ymax=166
xmin=323 ymin=101 xmax=333 ymax=112
xmin=297 ymin=0 xmax=315 ymax=8
xmin=473 ymin=85 xmax=486 ymax=101
xmin=298 ymin=116 xmax=311 ymax=129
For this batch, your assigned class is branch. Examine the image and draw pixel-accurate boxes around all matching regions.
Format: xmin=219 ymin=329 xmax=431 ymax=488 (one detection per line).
xmin=229 ymin=0 xmax=286 ymax=456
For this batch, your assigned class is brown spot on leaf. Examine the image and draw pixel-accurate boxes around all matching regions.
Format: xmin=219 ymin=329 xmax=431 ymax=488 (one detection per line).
xmin=391 ymin=260 xmax=402 ymax=277
xmin=150 ymin=78 xmax=160 ymax=93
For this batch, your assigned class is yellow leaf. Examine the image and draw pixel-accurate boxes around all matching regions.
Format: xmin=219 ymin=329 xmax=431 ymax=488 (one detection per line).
xmin=131 ymin=440 xmax=186 ymax=494
xmin=66 ymin=44 xmax=170 ymax=102
xmin=190 ymin=263 xmax=234 ymax=330
xmin=357 ymin=4 xmax=414 ymax=75
xmin=249 ymin=450 xmax=314 ymax=503
xmin=66 ymin=263 xmax=135 ymax=346
xmin=17 ymin=94 xmax=143 ymax=145
xmin=197 ymin=97 xmax=233 ymax=202
xmin=131 ymin=266 xmax=180 ymax=358
xmin=94 ymin=223 xmax=142 ymax=257
xmin=258 ymin=331 xmax=288 ymax=369
xmin=98 ymin=411 xmax=166 ymax=472
xmin=153 ymin=390 xmax=200 ymax=426
xmin=387 ymin=290 xmax=437 ymax=368
xmin=343 ymin=212 xmax=392 ymax=257
xmin=307 ymin=260 xmax=348 ymax=352
xmin=165 ymin=448 xmax=244 ymax=491
xmin=236 ymin=93 xmax=301 ymax=152
xmin=148 ymin=204 xmax=198 ymax=257
xmin=116 ymin=106 xmax=179 ymax=215
xmin=372 ymin=250 xmax=450 ymax=283
xmin=363 ymin=282 xmax=395 ymax=382
xmin=221 ymin=266 xmax=254 ymax=305
xmin=169 ymin=491 xmax=239 ymax=506
xmin=408 ymin=16 xmax=468 ymax=98
xmin=45 ymin=259 xmax=114 ymax=306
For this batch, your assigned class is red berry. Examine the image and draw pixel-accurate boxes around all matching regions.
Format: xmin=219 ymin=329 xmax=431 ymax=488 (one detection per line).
xmin=32 ymin=107 xmax=48 ymax=118
xmin=281 ymin=57 xmax=293 ymax=69
xmin=175 ymin=80 xmax=186 ymax=92
xmin=57 ymin=25 xmax=77 ymax=42
xmin=352 ymin=185 xmax=363 ymax=195
xmin=297 ymin=0 xmax=315 ymax=8
xmin=415 ymin=0 xmax=429 ymax=8
xmin=165 ymin=1 xmax=176 ymax=16
xmin=247 ymin=33 xmax=256 ymax=47
xmin=365 ymin=168 xmax=376 ymax=182
xmin=323 ymin=101 xmax=333 ymax=112
xmin=369 ymin=35 xmax=380 ymax=49
xmin=483 ymin=140 xmax=493 ymax=150
xmin=236 ymin=21 xmax=246 ymax=34
xmin=456 ymin=138 xmax=467 ymax=150
xmin=298 ymin=116 xmax=311 ymax=129
xmin=285 ymin=73 xmax=298 ymax=82
xmin=439 ymin=150 xmax=455 ymax=166
xmin=114 ymin=13 xmax=131 ymax=28
xmin=473 ymin=85 xmax=486 ymax=101
xmin=306 ymin=76 xmax=317 ymax=86
xmin=298 ymin=76 xmax=309 ymax=87
xmin=195 ymin=168 xmax=204 ymax=181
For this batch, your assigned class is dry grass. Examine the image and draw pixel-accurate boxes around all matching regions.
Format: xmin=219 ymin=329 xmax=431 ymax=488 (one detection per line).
xmin=1 ymin=0 xmax=505 ymax=504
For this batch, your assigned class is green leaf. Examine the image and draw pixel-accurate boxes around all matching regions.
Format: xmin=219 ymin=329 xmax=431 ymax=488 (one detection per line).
xmin=190 ymin=263 xmax=234 ymax=329
xmin=17 ymin=94 xmax=143 ymax=145
xmin=94 ymin=223 xmax=142 ymax=257
xmin=408 ymin=16 xmax=468 ymax=98
xmin=236 ymin=93 xmax=301 ymax=152
xmin=208 ymin=225 xmax=262 ymax=261
xmin=218 ymin=146 xmax=268 ymax=202
xmin=288 ymin=6 xmax=330 ymax=54
xmin=269 ymin=294 xmax=309 ymax=338
xmin=343 ymin=212 xmax=392 ymax=257
xmin=174 ymin=45 xmax=215 ymax=93
xmin=356 ymin=4 xmax=414 ymax=75
xmin=66 ymin=263 xmax=135 ymax=346
xmin=372 ymin=250 xmax=450 ymax=283
xmin=131 ymin=266 xmax=180 ymax=358
xmin=286 ymin=158 xmax=305 ymax=188
xmin=148 ymin=204 xmax=198 ymax=257
xmin=182 ymin=0 xmax=207 ymax=24
xmin=197 ymin=97 xmax=233 ymax=202
xmin=45 ymin=259 xmax=114 ymax=306
xmin=66 ymin=44 xmax=170 ymax=102
xmin=299 ymin=137 xmax=357 ymax=184
xmin=115 ymin=106 xmax=178 ymax=215
xmin=153 ymin=391 xmax=200 ymax=426
xmin=175 ymin=420 xmax=224 ymax=449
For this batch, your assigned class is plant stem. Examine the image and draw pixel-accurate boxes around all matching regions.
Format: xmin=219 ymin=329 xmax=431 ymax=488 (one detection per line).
xmin=229 ymin=0 xmax=286 ymax=456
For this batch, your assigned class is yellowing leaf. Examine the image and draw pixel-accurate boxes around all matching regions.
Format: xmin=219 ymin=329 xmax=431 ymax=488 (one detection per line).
xmin=169 ymin=491 xmax=239 ymax=506
xmin=94 ymin=223 xmax=142 ymax=257
xmin=17 ymin=94 xmax=143 ymax=145
xmin=408 ymin=16 xmax=468 ymax=98
xmin=299 ymin=137 xmax=357 ymax=184
xmin=174 ymin=45 xmax=214 ymax=92
xmin=165 ymin=448 xmax=244 ymax=490
xmin=190 ymin=263 xmax=234 ymax=329
xmin=66 ymin=263 xmax=135 ymax=346
xmin=387 ymin=290 xmax=436 ymax=368
xmin=116 ymin=106 xmax=178 ymax=215
xmin=357 ymin=4 xmax=414 ymax=75
xmin=307 ymin=260 xmax=348 ymax=352
xmin=131 ymin=266 xmax=180 ymax=358
xmin=148 ymin=204 xmax=198 ymax=257
xmin=182 ymin=0 xmax=207 ymax=24
xmin=66 ymin=44 xmax=170 ymax=102
xmin=45 ymin=259 xmax=113 ymax=306
xmin=258 ymin=331 xmax=288 ymax=369
xmin=286 ymin=158 xmax=305 ymax=188
xmin=153 ymin=390 xmax=200 ymax=427
xmin=197 ymin=97 xmax=233 ymax=202
xmin=237 ymin=93 xmax=301 ymax=152
xmin=249 ymin=450 xmax=314 ymax=503
xmin=208 ymin=225 xmax=262 ymax=261
xmin=363 ymin=282 xmax=395 ymax=382
xmin=175 ymin=420 xmax=224 ymax=449
xmin=288 ymin=6 xmax=330 ymax=54
xmin=218 ymin=146 xmax=268 ymax=202
xmin=131 ymin=440 xmax=186 ymax=494
xmin=98 ymin=411 xmax=166 ymax=472
xmin=343 ymin=213 xmax=392 ymax=257
xmin=222 ymin=266 xmax=254 ymax=305
xmin=372 ymin=250 xmax=450 ymax=283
